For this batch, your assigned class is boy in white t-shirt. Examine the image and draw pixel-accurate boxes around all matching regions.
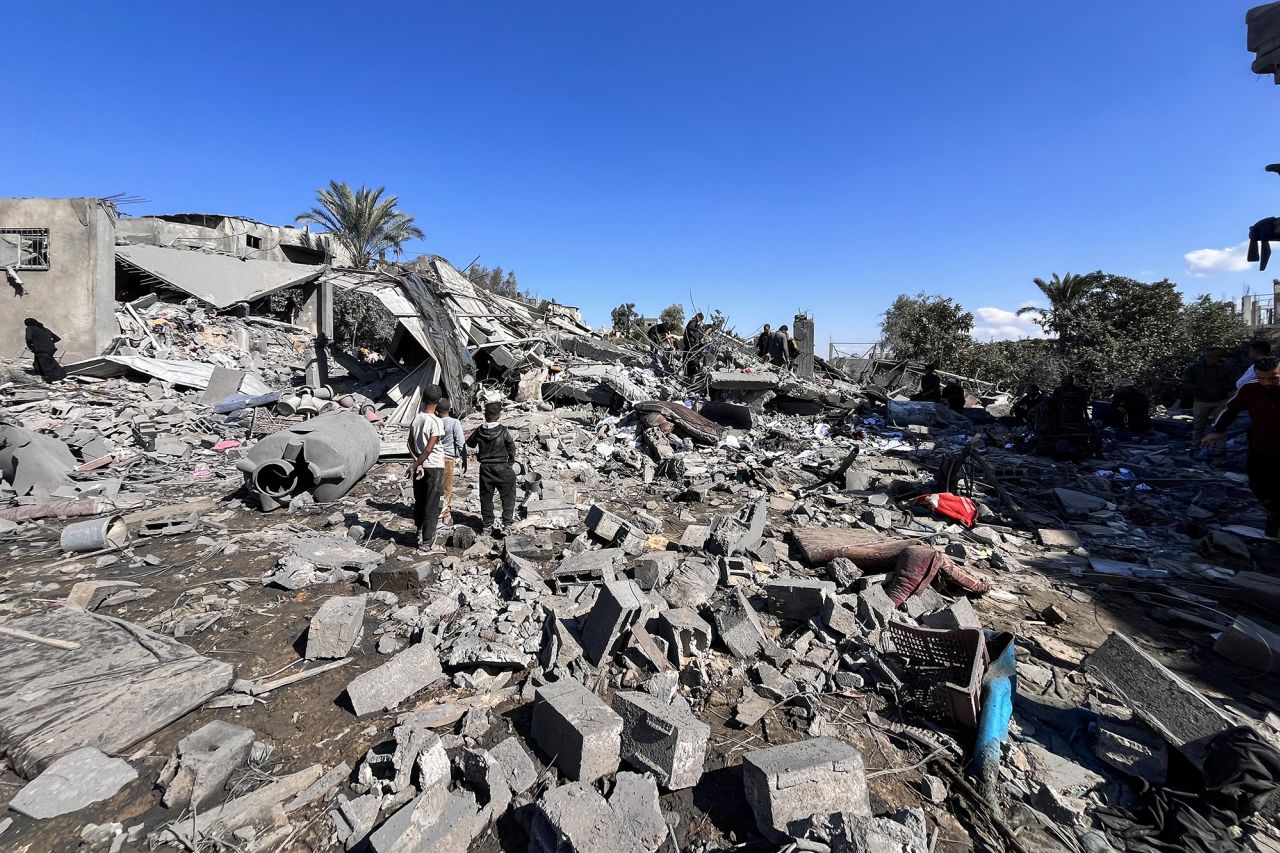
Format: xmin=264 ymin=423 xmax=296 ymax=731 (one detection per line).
xmin=407 ymin=385 xmax=446 ymax=552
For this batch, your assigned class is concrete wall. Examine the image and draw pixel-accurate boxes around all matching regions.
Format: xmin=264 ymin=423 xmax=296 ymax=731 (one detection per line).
xmin=0 ymin=198 xmax=116 ymax=362
xmin=116 ymin=214 xmax=352 ymax=266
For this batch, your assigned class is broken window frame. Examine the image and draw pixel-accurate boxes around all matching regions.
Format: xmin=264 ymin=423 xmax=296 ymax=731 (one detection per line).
xmin=0 ymin=228 xmax=51 ymax=270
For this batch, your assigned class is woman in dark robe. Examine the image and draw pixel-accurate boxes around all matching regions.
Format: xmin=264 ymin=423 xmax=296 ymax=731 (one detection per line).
xmin=24 ymin=318 xmax=66 ymax=382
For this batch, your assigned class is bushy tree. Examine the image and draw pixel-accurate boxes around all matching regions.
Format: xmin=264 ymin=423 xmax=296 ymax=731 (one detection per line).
xmin=880 ymin=293 xmax=974 ymax=366
xmin=296 ymin=181 xmax=424 ymax=269
xmin=332 ymin=287 xmax=397 ymax=353
xmin=611 ymin=303 xmax=638 ymax=334
xmin=660 ymin=304 xmax=686 ymax=331
xmin=468 ymin=264 xmax=528 ymax=300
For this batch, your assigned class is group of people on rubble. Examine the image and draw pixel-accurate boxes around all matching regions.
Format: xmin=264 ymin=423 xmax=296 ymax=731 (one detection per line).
xmin=754 ymin=323 xmax=799 ymax=368
xmin=922 ymin=339 xmax=1279 ymax=538
xmin=646 ymin=312 xmax=720 ymax=377
xmin=406 ymin=386 xmax=519 ymax=552
xmin=909 ymin=364 xmax=966 ymax=412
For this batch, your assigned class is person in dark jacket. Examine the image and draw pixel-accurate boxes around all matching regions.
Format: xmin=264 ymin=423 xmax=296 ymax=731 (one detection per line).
xmin=910 ymin=364 xmax=943 ymax=402
xmin=768 ymin=325 xmax=792 ymax=368
xmin=466 ymin=401 xmax=518 ymax=535
xmin=24 ymin=318 xmax=66 ymax=382
xmin=756 ymin=324 xmax=772 ymax=360
xmin=1102 ymin=379 xmax=1153 ymax=437
xmin=942 ymin=378 xmax=966 ymax=412
xmin=1203 ymin=356 xmax=1280 ymax=537
xmin=1181 ymin=349 xmax=1237 ymax=446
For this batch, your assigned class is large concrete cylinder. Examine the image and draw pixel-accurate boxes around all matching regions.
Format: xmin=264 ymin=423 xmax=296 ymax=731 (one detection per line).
xmin=237 ymin=410 xmax=380 ymax=510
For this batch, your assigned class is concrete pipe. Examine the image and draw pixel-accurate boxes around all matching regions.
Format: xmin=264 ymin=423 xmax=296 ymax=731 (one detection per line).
xmin=61 ymin=515 xmax=129 ymax=552
xmin=236 ymin=410 xmax=380 ymax=511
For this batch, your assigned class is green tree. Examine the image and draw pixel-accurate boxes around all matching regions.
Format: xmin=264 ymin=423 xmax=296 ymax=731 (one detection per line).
xmin=1017 ymin=272 xmax=1097 ymax=347
xmin=880 ymin=293 xmax=974 ymax=366
xmin=611 ymin=303 xmax=638 ymax=334
xmin=660 ymin=304 xmax=686 ymax=331
xmin=467 ymin=264 xmax=526 ymax=300
xmin=296 ymin=181 xmax=424 ymax=269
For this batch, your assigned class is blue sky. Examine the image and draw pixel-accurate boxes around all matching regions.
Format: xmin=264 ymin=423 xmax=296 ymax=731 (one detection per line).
xmin=5 ymin=2 xmax=1277 ymax=348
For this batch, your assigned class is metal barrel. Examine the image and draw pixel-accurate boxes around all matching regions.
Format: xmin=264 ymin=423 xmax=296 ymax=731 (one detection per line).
xmin=60 ymin=515 xmax=129 ymax=552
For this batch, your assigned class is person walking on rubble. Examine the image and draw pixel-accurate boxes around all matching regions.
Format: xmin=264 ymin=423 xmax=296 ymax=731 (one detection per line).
xmin=768 ymin=324 xmax=792 ymax=368
xmin=467 ymin=401 xmax=519 ymax=536
xmin=407 ymin=386 xmax=447 ymax=553
xmin=1202 ymin=355 xmax=1280 ymax=538
xmin=436 ymin=398 xmax=468 ymax=527
xmin=1237 ymin=340 xmax=1273 ymax=389
xmin=1181 ymin=348 xmax=1236 ymax=447
xmin=756 ymin=323 xmax=772 ymax=361
xmin=24 ymin=318 xmax=66 ymax=383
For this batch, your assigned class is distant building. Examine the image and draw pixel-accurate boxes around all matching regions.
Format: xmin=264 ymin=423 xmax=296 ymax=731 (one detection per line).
xmin=0 ymin=197 xmax=118 ymax=361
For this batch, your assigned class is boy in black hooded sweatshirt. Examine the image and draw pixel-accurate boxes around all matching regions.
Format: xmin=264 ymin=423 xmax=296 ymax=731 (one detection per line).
xmin=466 ymin=401 xmax=518 ymax=534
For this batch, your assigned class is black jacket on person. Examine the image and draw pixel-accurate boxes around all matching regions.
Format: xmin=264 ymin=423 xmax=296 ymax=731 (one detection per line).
xmin=1180 ymin=361 xmax=1236 ymax=405
xmin=756 ymin=331 xmax=770 ymax=359
xmin=24 ymin=323 xmax=59 ymax=354
xmin=683 ymin=319 xmax=704 ymax=352
xmin=466 ymin=423 xmax=516 ymax=465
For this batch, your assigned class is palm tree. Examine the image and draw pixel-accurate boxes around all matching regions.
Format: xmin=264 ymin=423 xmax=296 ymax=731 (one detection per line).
xmin=296 ymin=181 xmax=425 ymax=269
xmin=1017 ymin=272 xmax=1093 ymax=319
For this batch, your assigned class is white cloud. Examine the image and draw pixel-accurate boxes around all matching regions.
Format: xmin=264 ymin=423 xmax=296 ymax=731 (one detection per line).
xmin=1184 ymin=241 xmax=1251 ymax=277
xmin=971 ymin=306 xmax=1048 ymax=341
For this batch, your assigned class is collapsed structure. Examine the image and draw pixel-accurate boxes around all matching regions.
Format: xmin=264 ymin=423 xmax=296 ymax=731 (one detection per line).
xmin=2 ymin=192 xmax=1280 ymax=851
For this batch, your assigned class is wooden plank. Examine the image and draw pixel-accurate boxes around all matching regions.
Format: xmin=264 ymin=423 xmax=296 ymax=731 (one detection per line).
xmin=791 ymin=527 xmax=913 ymax=569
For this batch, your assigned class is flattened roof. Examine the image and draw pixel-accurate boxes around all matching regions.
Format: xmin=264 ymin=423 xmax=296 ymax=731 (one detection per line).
xmin=116 ymin=243 xmax=324 ymax=309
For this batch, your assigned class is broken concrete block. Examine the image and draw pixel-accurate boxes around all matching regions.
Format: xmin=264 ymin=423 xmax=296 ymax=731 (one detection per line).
xmin=765 ymin=578 xmax=836 ymax=621
xmin=856 ymin=583 xmax=898 ymax=629
xmin=655 ymin=607 xmax=713 ymax=666
xmin=918 ymin=597 xmax=981 ymax=631
xmin=367 ymin=563 xmax=430 ymax=594
xmin=306 ymin=594 xmax=366 ymax=659
xmin=487 ymin=736 xmax=538 ymax=794
xmin=612 ymin=690 xmax=710 ymax=790
xmin=581 ymin=579 xmax=649 ymax=666
xmin=630 ymin=552 xmax=677 ymax=590
xmin=1036 ymin=528 xmax=1081 ymax=549
xmin=658 ymin=562 xmax=718 ymax=609
xmin=1095 ymin=723 xmax=1169 ymax=785
xmin=10 ymin=747 xmax=138 ymax=819
xmin=609 ymin=771 xmax=669 ymax=850
xmin=711 ymin=588 xmax=769 ymax=658
xmin=368 ymin=788 xmax=481 ymax=853
xmin=821 ymin=591 xmax=862 ymax=637
xmin=526 ymin=781 xmax=646 ymax=853
xmin=707 ymin=498 xmax=767 ymax=557
xmin=64 ymin=580 xmax=140 ymax=612
xmin=552 ymin=548 xmax=622 ymax=590
xmin=345 ymin=642 xmax=444 ymax=717
xmin=586 ymin=504 xmax=629 ymax=542
xmin=1085 ymin=631 xmax=1232 ymax=769
xmin=531 ymin=678 xmax=623 ymax=782
xmin=1053 ymin=488 xmax=1108 ymax=518
xmin=827 ymin=807 xmax=929 ymax=853
xmin=742 ymin=737 xmax=870 ymax=843
xmin=677 ymin=524 xmax=710 ymax=551
xmin=825 ymin=557 xmax=863 ymax=588
xmin=159 ymin=720 xmax=256 ymax=810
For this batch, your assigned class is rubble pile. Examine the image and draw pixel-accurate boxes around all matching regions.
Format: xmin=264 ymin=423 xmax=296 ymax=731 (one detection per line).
xmin=1 ymin=260 xmax=1279 ymax=853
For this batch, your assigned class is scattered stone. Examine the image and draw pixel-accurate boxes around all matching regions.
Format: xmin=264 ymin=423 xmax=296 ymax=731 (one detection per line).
xmin=581 ymin=579 xmax=649 ymax=666
xmin=158 ymin=720 xmax=255 ymax=809
xmin=765 ymin=578 xmax=836 ymax=621
xmin=711 ymin=588 xmax=769 ymax=658
xmin=742 ymin=737 xmax=870 ymax=843
xmin=10 ymin=747 xmax=138 ymax=819
xmin=345 ymin=642 xmax=444 ymax=717
xmin=531 ymin=677 xmax=623 ymax=782
xmin=306 ymin=594 xmax=366 ymax=659
xmin=612 ymin=690 xmax=710 ymax=789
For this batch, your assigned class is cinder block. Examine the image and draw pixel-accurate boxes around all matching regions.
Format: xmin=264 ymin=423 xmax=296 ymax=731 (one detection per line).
xmin=711 ymin=588 xmax=768 ymax=658
xmin=612 ymin=690 xmax=709 ymax=790
xmin=630 ymin=552 xmax=677 ymax=590
xmin=160 ymin=721 xmax=255 ymax=809
xmin=820 ymin=591 xmax=861 ymax=637
xmin=526 ymin=781 xmax=643 ymax=853
xmin=655 ymin=607 xmax=713 ymax=666
xmin=742 ymin=737 xmax=870 ymax=843
xmin=765 ymin=578 xmax=836 ymax=621
xmin=306 ymin=594 xmax=366 ymax=659
xmin=531 ymin=678 xmax=622 ymax=782
xmin=581 ymin=580 xmax=649 ymax=666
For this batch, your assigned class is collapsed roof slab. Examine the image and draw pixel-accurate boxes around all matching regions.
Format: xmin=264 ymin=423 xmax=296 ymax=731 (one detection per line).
xmin=116 ymin=243 xmax=324 ymax=309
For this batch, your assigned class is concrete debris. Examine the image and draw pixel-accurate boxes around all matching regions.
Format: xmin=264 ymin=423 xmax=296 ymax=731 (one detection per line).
xmin=158 ymin=720 xmax=256 ymax=809
xmin=1 ymin=242 xmax=1276 ymax=853
xmin=532 ymin=677 xmax=623 ymax=782
xmin=743 ymin=737 xmax=871 ymax=843
xmin=8 ymin=748 xmax=137 ymax=819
